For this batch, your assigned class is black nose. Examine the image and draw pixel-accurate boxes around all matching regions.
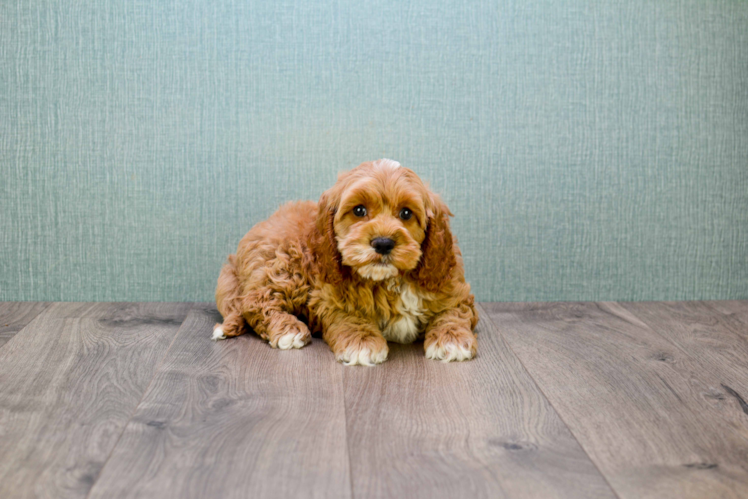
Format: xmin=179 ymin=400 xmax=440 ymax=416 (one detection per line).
xmin=371 ymin=237 xmax=396 ymax=255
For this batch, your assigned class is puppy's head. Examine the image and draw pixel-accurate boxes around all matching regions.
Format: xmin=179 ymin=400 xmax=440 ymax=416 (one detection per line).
xmin=312 ymin=159 xmax=456 ymax=290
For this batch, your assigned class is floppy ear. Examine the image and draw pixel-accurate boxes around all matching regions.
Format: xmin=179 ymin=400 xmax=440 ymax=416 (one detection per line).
xmin=309 ymin=193 xmax=347 ymax=285
xmin=412 ymin=194 xmax=457 ymax=293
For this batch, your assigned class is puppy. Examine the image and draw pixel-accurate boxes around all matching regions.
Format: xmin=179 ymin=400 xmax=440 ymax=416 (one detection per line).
xmin=213 ymin=159 xmax=478 ymax=365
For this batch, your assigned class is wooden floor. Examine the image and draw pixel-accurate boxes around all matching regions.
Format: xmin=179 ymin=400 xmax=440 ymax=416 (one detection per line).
xmin=1 ymin=301 xmax=747 ymax=498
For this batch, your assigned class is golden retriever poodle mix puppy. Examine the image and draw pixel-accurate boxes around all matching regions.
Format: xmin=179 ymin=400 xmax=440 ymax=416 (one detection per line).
xmin=212 ymin=159 xmax=478 ymax=365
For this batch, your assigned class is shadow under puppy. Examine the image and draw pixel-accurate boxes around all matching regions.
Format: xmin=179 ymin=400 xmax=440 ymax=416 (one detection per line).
xmin=213 ymin=159 xmax=478 ymax=365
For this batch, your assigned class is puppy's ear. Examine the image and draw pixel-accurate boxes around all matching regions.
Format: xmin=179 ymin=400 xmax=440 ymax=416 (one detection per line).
xmin=310 ymin=193 xmax=347 ymax=285
xmin=412 ymin=193 xmax=457 ymax=292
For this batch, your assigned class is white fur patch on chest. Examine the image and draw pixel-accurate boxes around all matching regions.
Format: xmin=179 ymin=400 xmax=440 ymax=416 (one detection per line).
xmin=379 ymin=282 xmax=428 ymax=344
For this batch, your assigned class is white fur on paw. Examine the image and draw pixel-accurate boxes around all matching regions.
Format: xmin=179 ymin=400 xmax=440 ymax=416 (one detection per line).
xmin=272 ymin=330 xmax=310 ymax=350
xmin=337 ymin=345 xmax=389 ymax=366
xmin=425 ymin=341 xmax=474 ymax=362
xmin=211 ymin=327 xmax=227 ymax=341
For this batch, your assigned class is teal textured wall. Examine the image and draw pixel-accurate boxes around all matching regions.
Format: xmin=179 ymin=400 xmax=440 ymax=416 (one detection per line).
xmin=2 ymin=1 xmax=747 ymax=302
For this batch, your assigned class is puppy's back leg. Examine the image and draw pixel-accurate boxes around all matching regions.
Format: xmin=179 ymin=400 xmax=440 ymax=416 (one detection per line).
xmin=241 ymin=291 xmax=312 ymax=350
xmin=213 ymin=256 xmax=248 ymax=340
xmin=216 ymin=243 xmax=311 ymax=349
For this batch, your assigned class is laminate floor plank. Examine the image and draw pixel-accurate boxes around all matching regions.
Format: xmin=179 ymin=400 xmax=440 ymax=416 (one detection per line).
xmin=0 ymin=301 xmax=50 ymax=348
xmin=0 ymin=302 xmax=191 ymax=498
xmin=483 ymin=302 xmax=748 ymax=498
xmin=620 ymin=301 xmax=748 ymax=397
xmin=705 ymin=300 xmax=748 ymax=333
xmin=342 ymin=304 xmax=615 ymax=499
xmin=88 ymin=304 xmax=351 ymax=499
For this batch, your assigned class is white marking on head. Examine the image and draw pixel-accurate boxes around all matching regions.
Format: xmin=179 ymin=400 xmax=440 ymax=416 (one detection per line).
xmin=376 ymin=158 xmax=401 ymax=170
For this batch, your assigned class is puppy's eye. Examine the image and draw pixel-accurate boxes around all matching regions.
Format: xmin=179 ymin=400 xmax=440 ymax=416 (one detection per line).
xmin=353 ymin=205 xmax=367 ymax=217
xmin=399 ymin=208 xmax=413 ymax=221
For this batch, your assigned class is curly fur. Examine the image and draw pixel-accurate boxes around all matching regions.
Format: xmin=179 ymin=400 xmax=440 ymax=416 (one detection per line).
xmin=214 ymin=159 xmax=478 ymax=365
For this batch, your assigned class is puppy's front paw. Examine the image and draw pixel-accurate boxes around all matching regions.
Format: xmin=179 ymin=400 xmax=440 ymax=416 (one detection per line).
xmin=425 ymin=328 xmax=477 ymax=362
xmin=334 ymin=334 xmax=389 ymax=366
xmin=211 ymin=326 xmax=227 ymax=341
xmin=269 ymin=324 xmax=312 ymax=350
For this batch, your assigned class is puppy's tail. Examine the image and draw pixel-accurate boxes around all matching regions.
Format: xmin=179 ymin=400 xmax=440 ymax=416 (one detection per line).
xmin=213 ymin=255 xmax=247 ymax=339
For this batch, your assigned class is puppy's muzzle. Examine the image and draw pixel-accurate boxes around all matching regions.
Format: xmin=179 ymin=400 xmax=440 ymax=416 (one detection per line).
xmin=371 ymin=237 xmax=396 ymax=255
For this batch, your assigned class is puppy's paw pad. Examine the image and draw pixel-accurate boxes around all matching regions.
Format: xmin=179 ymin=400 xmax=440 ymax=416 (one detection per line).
xmin=211 ymin=327 xmax=227 ymax=341
xmin=337 ymin=344 xmax=389 ymax=366
xmin=272 ymin=329 xmax=311 ymax=350
xmin=425 ymin=341 xmax=475 ymax=362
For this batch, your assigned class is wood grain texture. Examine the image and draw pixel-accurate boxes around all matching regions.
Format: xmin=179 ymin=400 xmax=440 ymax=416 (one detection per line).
xmin=483 ymin=302 xmax=748 ymax=498
xmin=88 ymin=304 xmax=351 ymax=499
xmin=342 ymin=305 xmax=615 ymax=498
xmin=0 ymin=301 xmax=50 ymax=348
xmin=620 ymin=301 xmax=748 ymax=397
xmin=706 ymin=300 xmax=748 ymax=331
xmin=0 ymin=302 xmax=191 ymax=498
xmin=5 ymin=300 xmax=747 ymax=498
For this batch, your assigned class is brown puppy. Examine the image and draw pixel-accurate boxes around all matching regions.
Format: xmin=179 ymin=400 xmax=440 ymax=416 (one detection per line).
xmin=213 ymin=159 xmax=478 ymax=365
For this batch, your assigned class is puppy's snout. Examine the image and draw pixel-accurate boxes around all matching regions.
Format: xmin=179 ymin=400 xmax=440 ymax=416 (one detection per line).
xmin=371 ymin=237 xmax=396 ymax=255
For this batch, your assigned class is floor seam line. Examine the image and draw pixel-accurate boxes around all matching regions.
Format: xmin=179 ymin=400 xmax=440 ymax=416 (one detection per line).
xmin=85 ymin=302 xmax=196 ymax=499
xmin=341 ymin=367 xmax=356 ymax=499
xmin=477 ymin=302 xmax=622 ymax=499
